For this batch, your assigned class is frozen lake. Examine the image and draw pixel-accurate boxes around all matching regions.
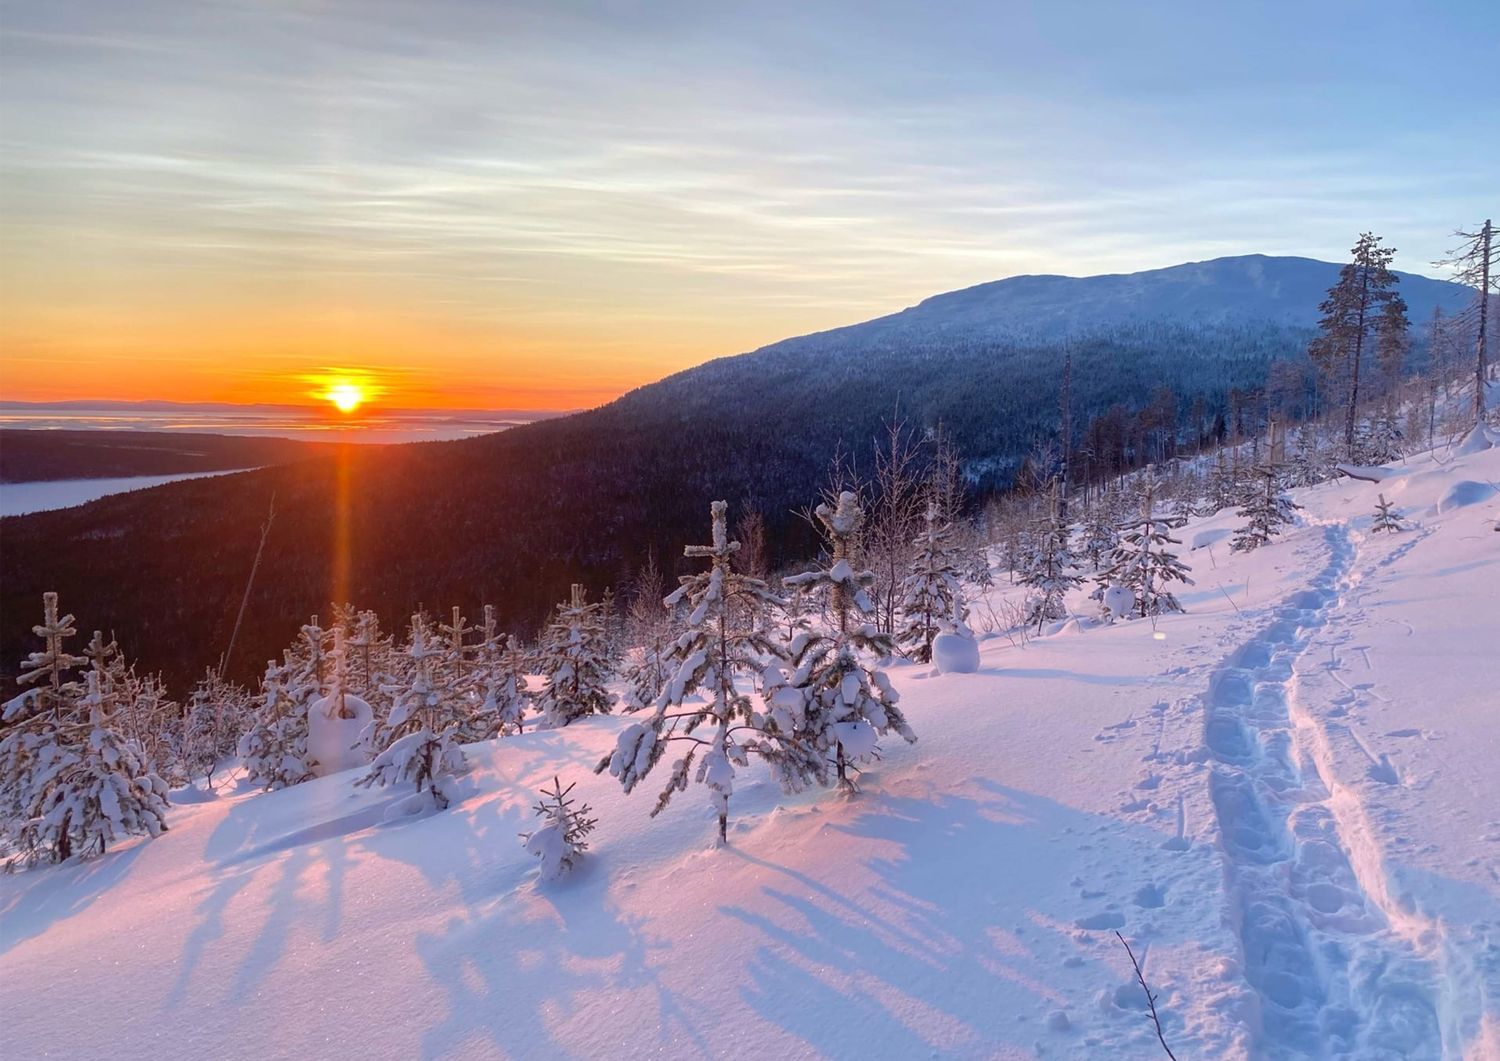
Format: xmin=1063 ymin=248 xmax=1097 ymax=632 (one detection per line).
xmin=0 ymin=469 xmax=247 ymax=517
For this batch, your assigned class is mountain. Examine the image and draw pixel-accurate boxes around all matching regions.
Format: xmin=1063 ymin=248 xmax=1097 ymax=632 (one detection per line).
xmin=0 ymin=255 xmax=1477 ymax=689
xmin=872 ymin=254 xmax=1463 ymax=335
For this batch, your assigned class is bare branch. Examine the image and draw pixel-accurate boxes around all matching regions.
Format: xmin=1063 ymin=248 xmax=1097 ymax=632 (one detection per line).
xmin=1115 ymin=931 xmax=1178 ymax=1061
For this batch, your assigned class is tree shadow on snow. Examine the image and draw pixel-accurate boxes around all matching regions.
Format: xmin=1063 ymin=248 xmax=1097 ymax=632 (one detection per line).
xmin=0 ymin=842 xmax=147 ymax=957
xmin=718 ymin=782 xmax=1200 ymax=1057
xmin=412 ymin=860 xmax=711 ymax=1060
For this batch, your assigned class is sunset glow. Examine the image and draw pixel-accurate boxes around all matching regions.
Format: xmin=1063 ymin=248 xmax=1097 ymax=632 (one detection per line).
xmin=2 ymin=3 xmax=1493 ymax=415
xmin=323 ymin=383 xmax=366 ymax=414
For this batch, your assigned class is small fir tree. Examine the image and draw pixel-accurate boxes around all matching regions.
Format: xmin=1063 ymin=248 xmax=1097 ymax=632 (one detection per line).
xmin=521 ymin=776 xmax=597 ymax=880
xmin=1018 ymin=488 xmax=1082 ymax=632
xmin=465 ymin=606 xmax=530 ymax=738
xmin=357 ymin=619 xmax=467 ymax=811
xmin=774 ymin=492 xmax=916 ymax=794
xmin=1286 ymin=428 xmax=1325 ymax=488
xmin=1371 ymin=494 xmax=1404 ymax=534
xmin=895 ymin=505 xmax=967 ymax=662
xmin=1231 ymin=465 xmax=1301 ymax=552
xmin=181 ymin=669 xmax=247 ymax=788
xmin=620 ymin=553 xmax=677 ymax=713
xmin=237 ymin=619 xmax=328 ymax=790
xmin=532 ymin=585 xmax=615 ymax=727
xmin=2 ymin=595 xmax=168 ymax=869
xmin=1103 ymin=480 xmax=1195 ymax=617
xmin=599 ymin=501 xmax=820 ymax=844
xmin=1078 ymin=500 xmax=1120 ymax=572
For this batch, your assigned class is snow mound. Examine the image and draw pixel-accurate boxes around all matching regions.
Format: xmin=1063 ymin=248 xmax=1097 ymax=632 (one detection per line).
xmin=167 ymin=782 xmax=219 ymax=805
xmin=1454 ymin=423 xmax=1496 ymax=455
xmin=1432 ymin=480 xmax=1497 ymax=515
xmin=1192 ymin=527 xmax=1232 ymax=549
xmin=1102 ymin=582 xmax=1135 ymax=620
xmin=931 ymin=630 xmax=979 ymax=673
xmin=307 ymin=692 xmax=374 ymax=777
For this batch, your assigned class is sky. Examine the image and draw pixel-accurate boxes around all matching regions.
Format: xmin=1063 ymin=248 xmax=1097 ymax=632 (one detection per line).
xmin=1 ymin=0 xmax=1495 ymax=412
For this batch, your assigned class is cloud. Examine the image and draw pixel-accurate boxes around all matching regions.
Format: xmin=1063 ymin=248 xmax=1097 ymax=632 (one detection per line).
xmin=2 ymin=0 xmax=1496 ymax=407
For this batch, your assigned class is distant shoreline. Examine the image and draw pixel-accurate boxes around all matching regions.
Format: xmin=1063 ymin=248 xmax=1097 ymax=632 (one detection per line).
xmin=0 ymin=404 xmax=565 ymax=447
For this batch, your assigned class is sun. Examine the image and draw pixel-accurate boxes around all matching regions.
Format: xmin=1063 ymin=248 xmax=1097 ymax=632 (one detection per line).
xmin=325 ymin=382 xmax=365 ymax=414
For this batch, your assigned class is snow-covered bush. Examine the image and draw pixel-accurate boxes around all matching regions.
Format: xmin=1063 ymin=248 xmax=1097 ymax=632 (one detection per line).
xmin=931 ymin=630 xmax=980 ymax=674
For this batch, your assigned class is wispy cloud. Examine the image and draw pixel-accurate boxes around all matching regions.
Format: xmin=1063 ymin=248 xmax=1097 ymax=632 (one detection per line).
xmin=2 ymin=0 xmax=1495 ymax=407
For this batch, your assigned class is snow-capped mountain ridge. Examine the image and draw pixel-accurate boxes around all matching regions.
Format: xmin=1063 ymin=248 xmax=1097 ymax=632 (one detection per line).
xmin=758 ymin=254 xmax=1472 ymax=348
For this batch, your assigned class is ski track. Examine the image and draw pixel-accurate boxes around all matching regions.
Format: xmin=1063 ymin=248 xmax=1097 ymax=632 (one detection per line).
xmin=1197 ymin=522 xmax=1449 ymax=1059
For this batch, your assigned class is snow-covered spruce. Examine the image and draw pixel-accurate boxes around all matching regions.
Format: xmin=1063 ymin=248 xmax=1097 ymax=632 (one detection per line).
xmin=1286 ymin=427 xmax=1328 ymax=488
xmin=1371 ymin=493 xmax=1405 ymax=533
xmin=775 ymin=491 xmax=915 ymax=794
xmin=469 ymin=608 xmax=530 ymax=739
xmin=437 ymin=605 xmax=476 ymax=693
xmin=356 ymin=619 xmax=467 ymax=812
xmin=895 ymin=504 xmax=968 ymax=663
xmin=520 ymin=776 xmax=597 ymax=881
xmin=1078 ymin=497 xmax=1121 ymax=572
xmin=181 ymin=669 xmax=249 ymax=788
xmin=1 ymin=594 xmax=168 ymax=869
xmin=1017 ymin=488 xmax=1082 ymax=632
xmin=306 ymin=630 xmax=375 ymax=779
xmin=1199 ymin=450 xmax=1246 ymax=517
xmin=15 ymin=670 xmax=170 ymax=867
xmin=532 ymin=584 xmax=615 ymax=728
xmin=1101 ymin=478 xmax=1194 ymax=618
xmin=1231 ymin=464 xmax=1302 ymax=552
xmin=1356 ymin=412 xmax=1404 ymax=466
xmin=620 ymin=554 xmax=679 ymax=713
xmin=237 ymin=619 xmax=333 ymax=790
xmin=598 ymin=501 xmax=821 ymax=845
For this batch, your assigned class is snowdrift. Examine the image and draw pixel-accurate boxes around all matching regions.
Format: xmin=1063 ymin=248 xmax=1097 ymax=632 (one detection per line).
xmin=3 ymin=446 xmax=1499 ymax=1060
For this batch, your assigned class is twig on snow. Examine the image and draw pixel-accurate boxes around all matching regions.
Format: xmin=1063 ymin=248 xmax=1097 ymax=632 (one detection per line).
xmin=1115 ymin=931 xmax=1178 ymax=1060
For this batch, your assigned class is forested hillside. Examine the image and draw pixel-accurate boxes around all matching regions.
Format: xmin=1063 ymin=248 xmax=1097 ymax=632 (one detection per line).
xmin=0 ymin=430 xmax=335 ymax=482
xmin=0 ymin=256 xmax=1475 ymax=689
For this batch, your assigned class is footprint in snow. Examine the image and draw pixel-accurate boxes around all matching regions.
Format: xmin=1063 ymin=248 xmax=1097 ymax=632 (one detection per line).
xmin=1367 ymin=754 xmax=1400 ymax=785
xmin=1133 ymin=883 xmax=1167 ymax=909
xmin=1075 ymin=911 xmax=1126 ymax=931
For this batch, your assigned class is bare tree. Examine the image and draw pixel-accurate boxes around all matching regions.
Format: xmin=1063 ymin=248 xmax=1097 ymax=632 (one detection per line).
xmin=864 ymin=419 xmax=928 ymax=636
xmin=1434 ymin=218 xmax=1495 ymax=425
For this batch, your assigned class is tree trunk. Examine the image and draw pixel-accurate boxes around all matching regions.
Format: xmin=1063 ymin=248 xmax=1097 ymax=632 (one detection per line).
xmin=1478 ymin=220 xmax=1492 ymax=425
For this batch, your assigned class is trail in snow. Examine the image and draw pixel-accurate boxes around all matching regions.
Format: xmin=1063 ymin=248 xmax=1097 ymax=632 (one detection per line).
xmin=1200 ymin=523 xmax=1446 ymax=1059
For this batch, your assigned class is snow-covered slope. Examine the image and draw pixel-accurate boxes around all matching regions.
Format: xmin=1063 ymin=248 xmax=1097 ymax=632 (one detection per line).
xmin=3 ymin=445 xmax=1498 ymax=1060
xmin=755 ymin=255 xmax=1472 ymax=345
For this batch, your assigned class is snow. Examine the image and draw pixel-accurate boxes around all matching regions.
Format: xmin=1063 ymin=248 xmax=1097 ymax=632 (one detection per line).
xmin=305 ymin=693 xmax=373 ymax=777
xmin=1102 ymin=582 xmax=1136 ymax=620
xmin=1433 ymin=479 xmax=1497 ymax=514
xmin=2 ymin=444 xmax=1498 ymax=1059
xmin=931 ymin=630 xmax=980 ymax=674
